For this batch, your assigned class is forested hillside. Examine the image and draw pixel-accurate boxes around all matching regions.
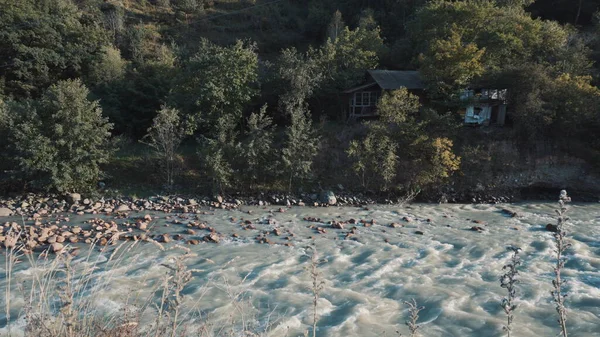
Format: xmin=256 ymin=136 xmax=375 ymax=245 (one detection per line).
xmin=1 ymin=0 xmax=600 ymax=200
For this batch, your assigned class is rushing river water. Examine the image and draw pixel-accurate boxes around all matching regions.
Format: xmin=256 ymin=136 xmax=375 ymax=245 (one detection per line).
xmin=1 ymin=202 xmax=599 ymax=336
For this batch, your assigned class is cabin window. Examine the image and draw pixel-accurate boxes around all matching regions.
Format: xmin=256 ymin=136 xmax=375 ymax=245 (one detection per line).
xmin=353 ymin=91 xmax=381 ymax=107
xmin=355 ymin=93 xmax=363 ymax=105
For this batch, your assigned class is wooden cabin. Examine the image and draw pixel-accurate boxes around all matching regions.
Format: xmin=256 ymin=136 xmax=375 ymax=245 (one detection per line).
xmin=343 ymin=70 xmax=425 ymax=121
xmin=343 ymin=70 xmax=508 ymax=126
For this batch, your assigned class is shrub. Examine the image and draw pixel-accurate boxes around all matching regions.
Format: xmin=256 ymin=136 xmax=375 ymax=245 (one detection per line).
xmin=8 ymin=79 xmax=113 ymax=192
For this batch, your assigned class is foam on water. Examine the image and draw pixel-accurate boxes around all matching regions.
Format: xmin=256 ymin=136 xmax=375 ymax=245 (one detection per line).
xmin=1 ymin=202 xmax=599 ymax=336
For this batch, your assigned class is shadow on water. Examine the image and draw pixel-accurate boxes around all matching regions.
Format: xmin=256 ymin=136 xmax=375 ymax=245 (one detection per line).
xmin=318 ymin=301 xmax=359 ymax=334
xmin=351 ymin=250 xmax=376 ymax=265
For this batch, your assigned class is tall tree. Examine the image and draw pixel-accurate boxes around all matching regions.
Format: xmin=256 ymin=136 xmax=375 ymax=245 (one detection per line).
xmin=238 ymin=105 xmax=277 ymax=190
xmin=7 ymin=79 xmax=113 ymax=192
xmin=0 ymin=0 xmax=108 ymax=98
xmin=142 ymin=106 xmax=185 ymax=188
xmin=174 ymin=39 xmax=259 ymax=141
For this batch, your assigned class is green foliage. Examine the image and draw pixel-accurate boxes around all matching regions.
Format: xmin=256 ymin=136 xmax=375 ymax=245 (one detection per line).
xmin=174 ymin=39 xmax=259 ymax=141
xmin=544 ymin=74 xmax=600 ymax=140
xmin=410 ymin=0 xmax=571 ymax=84
xmin=142 ymin=106 xmax=185 ymax=188
xmin=416 ymin=137 xmax=461 ymax=185
xmin=277 ymin=47 xmax=324 ymax=112
xmin=327 ymin=10 xmax=345 ymax=42
xmin=238 ymin=105 xmax=277 ymax=189
xmin=347 ymin=123 xmax=398 ymax=191
xmin=282 ymin=106 xmax=320 ymax=192
xmin=173 ymin=0 xmax=202 ymax=15
xmin=200 ymin=140 xmax=234 ymax=194
xmin=89 ymin=45 xmax=127 ymax=85
xmin=317 ymin=23 xmax=385 ymax=92
xmin=0 ymin=0 xmax=108 ymax=98
xmin=377 ymin=88 xmax=421 ymax=125
xmin=7 ymin=79 xmax=113 ymax=192
xmin=94 ymin=61 xmax=175 ymax=138
xmin=419 ymin=29 xmax=485 ymax=99
xmin=347 ymin=88 xmax=461 ymax=191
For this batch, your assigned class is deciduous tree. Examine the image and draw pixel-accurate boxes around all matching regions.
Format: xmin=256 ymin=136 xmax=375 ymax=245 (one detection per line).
xmin=8 ymin=79 xmax=113 ymax=192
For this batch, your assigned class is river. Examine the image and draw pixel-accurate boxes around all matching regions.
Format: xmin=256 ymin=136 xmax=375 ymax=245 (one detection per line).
xmin=1 ymin=202 xmax=599 ymax=336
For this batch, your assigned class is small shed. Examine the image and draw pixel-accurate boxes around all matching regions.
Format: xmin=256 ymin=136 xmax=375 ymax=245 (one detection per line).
xmin=460 ymin=89 xmax=508 ymax=126
xmin=343 ymin=70 xmax=425 ymax=121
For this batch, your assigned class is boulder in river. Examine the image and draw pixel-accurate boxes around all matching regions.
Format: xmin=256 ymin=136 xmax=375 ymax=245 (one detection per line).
xmin=546 ymin=223 xmax=558 ymax=232
xmin=203 ymin=233 xmax=220 ymax=243
xmin=320 ymin=191 xmax=337 ymax=205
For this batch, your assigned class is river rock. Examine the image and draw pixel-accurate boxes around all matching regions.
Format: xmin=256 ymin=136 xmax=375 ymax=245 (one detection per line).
xmin=0 ymin=208 xmax=13 ymax=217
xmin=545 ymin=223 xmax=558 ymax=232
xmin=116 ymin=204 xmax=130 ymax=212
xmin=331 ymin=222 xmax=344 ymax=229
xmin=321 ymin=191 xmax=337 ymax=205
xmin=3 ymin=235 xmax=17 ymax=248
xmin=51 ymin=243 xmax=64 ymax=253
xmin=203 ymin=233 xmax=220 ymax=243
xmin=68 ymin=193 xmax=81 ymax=204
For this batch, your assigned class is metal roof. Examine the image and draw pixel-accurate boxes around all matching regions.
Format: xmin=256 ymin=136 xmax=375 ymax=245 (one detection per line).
xmin=367 ymin=70 xmax=424 ymax=90
xmin=343 ymin=82 xmax=379 ymax=93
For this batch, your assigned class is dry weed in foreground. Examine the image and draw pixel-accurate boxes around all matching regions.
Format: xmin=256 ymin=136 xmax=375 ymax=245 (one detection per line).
xmin=404 ymin=299 xmax=424 ymax=337
xmin=500 ymin=246 xmax=521 ymax=337
xmin=552 ymin=190 xmax=571 ymax=337
xmin=304 ymin=244 xmax=325 ymax=337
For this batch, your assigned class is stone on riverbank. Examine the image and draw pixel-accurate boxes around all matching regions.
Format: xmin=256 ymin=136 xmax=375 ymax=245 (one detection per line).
xmin=0 ymin=208 xmax=13 ymax=217
xmin=321 ymin=191 xmax=337 ymax=205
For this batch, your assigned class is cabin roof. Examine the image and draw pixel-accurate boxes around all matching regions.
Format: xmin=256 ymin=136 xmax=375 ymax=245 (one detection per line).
xmin=367 ymin=70 xmax=424 ymax=90
xmin=343 ymin=70 xmax=425 ymax=93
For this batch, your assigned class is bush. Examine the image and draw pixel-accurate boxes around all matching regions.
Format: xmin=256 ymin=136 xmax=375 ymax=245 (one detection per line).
xmin=7 ymin=79 xmax=113 ymax=192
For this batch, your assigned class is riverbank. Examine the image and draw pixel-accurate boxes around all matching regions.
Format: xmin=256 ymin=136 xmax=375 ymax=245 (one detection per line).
xmin=1 ymin=183 xmax=599 ymax=220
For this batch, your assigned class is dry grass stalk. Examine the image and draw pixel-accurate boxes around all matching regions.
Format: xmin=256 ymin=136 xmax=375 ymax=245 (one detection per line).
xmin=500 ymin=246 xmax=521 ymax=337
xmin=304 ymin=244 xmax=325 ymax=337
xmin=552 ymin=190 xmax=571 ymax=337
xmin=404 ymin=298 xmax=424 ymax=337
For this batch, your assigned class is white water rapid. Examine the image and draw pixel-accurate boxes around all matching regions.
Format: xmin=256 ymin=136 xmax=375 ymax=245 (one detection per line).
xmin=1 ymin=202 xmax=599 ymax=336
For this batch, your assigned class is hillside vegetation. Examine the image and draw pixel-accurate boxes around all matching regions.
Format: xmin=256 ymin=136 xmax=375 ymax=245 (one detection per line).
xmin=1 ymin=0 xmax=600 ymax=199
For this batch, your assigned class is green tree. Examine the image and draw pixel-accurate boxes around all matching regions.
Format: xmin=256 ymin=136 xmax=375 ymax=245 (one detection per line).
xmin=327 ymin=10 xmax=345 ymax=42
xmin=277 ymin=47 xmax=324 ymax=114
xmin=347 ymin=88 xmax=461 ymax=191
xmin=410 ymin=0 xmax=571 ymax=80
xmin=200 ymin=139 xmax=233 ymax=194
xmin=89 ymin=45 xmax=127 ymax=85
xmin=282 ymin=106 xmax=320 ymax=192
xmin=347 ymin=122 xmax=398 ymax=191
xmin=174 ymin=39 xmax=259 ymax=141
xmin=8 ymin=79 xmax=113 ymax=192
xmin=142 ymin=106 xmax=185 ymax=188
xmin=317 ymin=24 xmax=385 ymax=92
xmin=377 ymin=88 xmax=421 ymax=124
xmin=238 ymin=105 xmax=276 ymax=189
xmin=419 ymin=29 xmax=485 ymax=99
xmin=0 ymin=0 xmax=108 ymax=98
